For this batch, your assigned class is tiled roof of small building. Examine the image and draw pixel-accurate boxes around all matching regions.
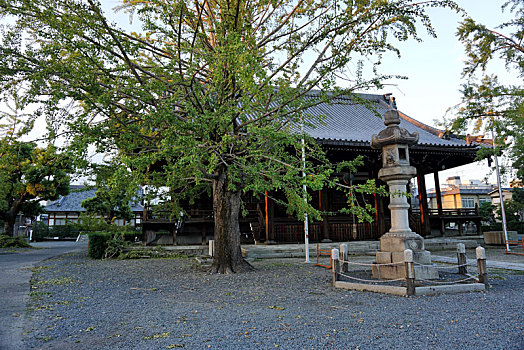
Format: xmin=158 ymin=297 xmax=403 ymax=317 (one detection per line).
xmin=44 ymin=185 xmax=143 ymax=213
xmin=302 ymin=92 xmax=478 ymax=148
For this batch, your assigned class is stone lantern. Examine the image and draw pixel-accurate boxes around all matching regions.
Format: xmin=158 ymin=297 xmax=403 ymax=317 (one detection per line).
xmin=371 ymin=107 xmax=438 ymax=280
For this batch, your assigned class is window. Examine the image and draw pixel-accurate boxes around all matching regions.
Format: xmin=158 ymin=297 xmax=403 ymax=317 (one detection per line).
xmin=398 ymin=147 xmax=407 ymax=160
xmin=461 ymin=198 xmax=475 ymax=208
xmin=54 ymin=218 xmax=66 ymax=226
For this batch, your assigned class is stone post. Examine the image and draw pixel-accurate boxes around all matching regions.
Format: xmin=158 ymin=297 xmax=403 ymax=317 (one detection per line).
xmin=339 ymin=243 xmax=348 ymax=273
xmin=404 ymin=249 xmax=415 ymax=296
xmin=476 ymin=246 xmax=488 ymax=287
xmin=209 ymin=240 xmax=215 ymax=257
xmin=332 ymin=248 xmax=340 ymax=285
xmin=457 ymin=243 xmax=467 ymax=274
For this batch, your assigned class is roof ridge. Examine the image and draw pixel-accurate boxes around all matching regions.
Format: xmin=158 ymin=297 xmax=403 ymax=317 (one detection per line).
xmin=397 ymin=111 xmax=444 ymax=136
xmin=305 ymin=89 xmax=390 ymax=102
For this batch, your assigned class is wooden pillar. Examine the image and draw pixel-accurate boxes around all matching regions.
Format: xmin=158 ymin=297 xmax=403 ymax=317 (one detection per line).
xmin=264 ymin=191 xmax=269 ymax=242
xmin=269 ymin=198 xmax=275 ymax=242
xmin=433 ymin=171 xmax=444 ymax=236
xmin=201 ymin=225 xmax=207 ymax=245
xmin=416 ymin=170 xmax=430 ymax=237
xmin=433 ymin=171 xmax=443 ymax=215
xmin=458 ymin=220 xmax=464 ymax=236
xmin=372 ymin=170 xmax=386 ymax=238
xmin=264 ymin=191 xmax=275 ymax=243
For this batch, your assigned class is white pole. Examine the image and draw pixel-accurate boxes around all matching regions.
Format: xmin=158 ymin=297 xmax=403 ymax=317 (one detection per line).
xmin=492 ymin=129 xmax=510 ymax=252
xmin=301 ymin=118 xmax=310 ymax=263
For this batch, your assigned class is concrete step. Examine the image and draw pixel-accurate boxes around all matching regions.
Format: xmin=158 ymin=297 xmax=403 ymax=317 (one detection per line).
xmin=241 ymin=238 xmax=482 ymax=259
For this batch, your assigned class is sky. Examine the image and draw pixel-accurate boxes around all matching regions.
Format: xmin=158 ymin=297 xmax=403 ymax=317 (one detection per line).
xmin=3 ymin=0 xmax=518 ymax=188
xmin=366 ymin=0 xmax=517 ymax=189
xmin=101 ymin=0 xmax=521 ymax=189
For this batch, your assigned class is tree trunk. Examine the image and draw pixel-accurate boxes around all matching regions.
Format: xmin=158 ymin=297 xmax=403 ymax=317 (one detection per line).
xmin=211 ymin=169 xmax=253 ymax=274
xmin=2 ymin=214 xmax=16 ymax=237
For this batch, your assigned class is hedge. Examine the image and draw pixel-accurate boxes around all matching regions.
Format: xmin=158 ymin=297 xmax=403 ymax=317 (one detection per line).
xmin=32 ymin=223 xmax=80 ymax=241
xmin=87 ymin=232 xmax=112 ymax=259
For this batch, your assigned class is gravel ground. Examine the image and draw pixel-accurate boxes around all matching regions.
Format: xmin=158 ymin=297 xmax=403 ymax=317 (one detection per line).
xmin=23 ymin=248 xmax=524 ymax=350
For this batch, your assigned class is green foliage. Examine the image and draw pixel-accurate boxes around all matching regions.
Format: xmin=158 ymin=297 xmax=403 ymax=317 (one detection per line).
xmin=0 ymin=135 xmax=73 ymax=236
xmin=80 ymin=163 xmax=136 ymax=223
xmin=0 ymin=0 xmax=460 ymax=269
xmin=103 ymin=232 xmax=129 ymax=259
xmin=87 ymin=232 xmax=112 ymax=259
xmin=451 ymin=1 xmax=524 ymax=181
xmin=499 ymin=187 xmax=524 ymax=229
xmin=87 ymin=228 xmax=139 ymax=259
xmin=478 ymin=201 xmax=496 ymax=225
xmin=32 ymin=221 xmax=50 ymax=241
xmin=75 ymin=213 xmax=111 ymax=232
xmin=32 ymin=223 xmax=79 ymax=241
xmin=119 ymin=246 xmax=186 ymax=260
xmin=0 ymin=234 xmax=31 ymax=248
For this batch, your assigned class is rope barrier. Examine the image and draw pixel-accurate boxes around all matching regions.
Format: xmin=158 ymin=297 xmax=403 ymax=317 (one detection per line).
xmin=338 ymin=272 xmax=405 ymax=284
xmin=418 ymin=275 xmax=477 ymax=285
xmin=414 ymin=262 xmax=477 ymax=269
xmin=339 ymin=259 xmax=404 ymax=267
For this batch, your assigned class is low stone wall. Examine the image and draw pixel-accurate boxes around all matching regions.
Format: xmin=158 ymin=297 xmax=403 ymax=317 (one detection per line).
xmin=484 ymin=231 xmax=519 ymax=245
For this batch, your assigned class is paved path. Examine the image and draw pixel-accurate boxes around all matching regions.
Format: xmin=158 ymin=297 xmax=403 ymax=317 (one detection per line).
xmin=432 ymin=255 xmax=524 ymax=271
xmin=0 ymin=241 xmax=87 ymax=350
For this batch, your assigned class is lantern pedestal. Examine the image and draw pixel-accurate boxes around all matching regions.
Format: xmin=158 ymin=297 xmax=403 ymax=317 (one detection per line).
xmin=371 ymin=166 xmax=439 ymax=280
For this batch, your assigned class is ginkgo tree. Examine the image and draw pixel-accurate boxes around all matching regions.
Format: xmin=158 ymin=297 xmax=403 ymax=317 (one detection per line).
xmin=0 ymin=0 xmax=458 ymax=272
xmin=451 ymin=0 xmax=524 ymax=181
xmin=0 ymin=96 xmax=72 ymax=236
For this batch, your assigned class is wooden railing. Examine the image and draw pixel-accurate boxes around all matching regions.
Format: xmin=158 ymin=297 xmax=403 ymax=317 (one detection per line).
xmin=411 ymin=208 xmax=479 ymax=217
xmin=272 ymin=221 xmax=382 ymax=243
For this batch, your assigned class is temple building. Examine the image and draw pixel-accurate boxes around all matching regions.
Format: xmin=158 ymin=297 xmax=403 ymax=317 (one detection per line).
xmin=143 ymin=92 xmax=486 ymax=245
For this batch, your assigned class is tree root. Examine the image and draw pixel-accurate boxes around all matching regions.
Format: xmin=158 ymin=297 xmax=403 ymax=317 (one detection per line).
xmin=210 ymin=258 xmax=255 ymax=274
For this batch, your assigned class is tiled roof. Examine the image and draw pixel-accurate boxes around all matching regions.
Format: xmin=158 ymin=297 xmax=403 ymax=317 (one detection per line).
xmin=44 ymin=186 xmax=144 ymax=213
xmin=302 ymin=92 xmax=477 ymax=148
xmin=488 ymin=188 xmax=514 ymax=195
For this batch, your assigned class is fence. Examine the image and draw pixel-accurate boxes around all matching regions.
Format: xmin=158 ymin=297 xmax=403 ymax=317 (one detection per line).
xmin=331 ymin=243 xmax=488 ymax=296
xmin=505 ymin=236 xmax=524 ymax=256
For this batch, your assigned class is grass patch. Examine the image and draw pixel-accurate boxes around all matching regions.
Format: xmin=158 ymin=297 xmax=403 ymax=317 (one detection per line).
xmin=29 ymin=291 xmax=52 ymax=300
xmin=143 ymin=332 xmax=170 ymax=340
xmin=36 ymin=277 xmax=74 ymax=286
xmin=120 ymin=247 xmax=189 ymax=260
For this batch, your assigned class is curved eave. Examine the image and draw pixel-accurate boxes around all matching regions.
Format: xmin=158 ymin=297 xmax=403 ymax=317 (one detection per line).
xmin=316 ymin=137 xmax=481 ymax=151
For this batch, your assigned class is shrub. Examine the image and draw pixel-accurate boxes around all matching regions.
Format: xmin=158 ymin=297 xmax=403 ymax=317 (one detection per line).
xmin=88 ymin=230 xmax=137 ymax=259
xmin=32 ymin=222 xmax=79 ymax=241
xmin=87 ymin=232 xmax=112 ymax=259
xmin=0 ymin=234 xmax=31 ymax=248
xmin=103 ymin=232 xmax=129 ymax=259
